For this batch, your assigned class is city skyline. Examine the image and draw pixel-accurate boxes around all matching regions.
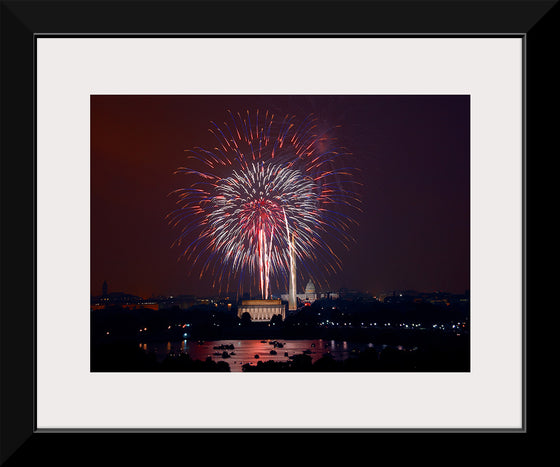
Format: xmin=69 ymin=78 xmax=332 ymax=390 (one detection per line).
xmin=91 ymin=95 xmax=470 ymax=298
xmin=91 ymin=278 xmax=469 ymax=301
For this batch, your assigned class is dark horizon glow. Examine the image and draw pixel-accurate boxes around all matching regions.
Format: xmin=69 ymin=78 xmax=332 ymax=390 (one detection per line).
xmin=91 ymin=95 xmax=470 ymax=299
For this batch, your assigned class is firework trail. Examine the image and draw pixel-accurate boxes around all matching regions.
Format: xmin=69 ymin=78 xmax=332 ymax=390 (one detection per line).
xmin=168 ymin=109 xmax=361 ymax=299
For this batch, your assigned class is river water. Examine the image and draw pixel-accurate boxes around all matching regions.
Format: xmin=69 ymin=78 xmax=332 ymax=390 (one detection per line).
xmin=139 ymin=338 xmax=401 ymax=372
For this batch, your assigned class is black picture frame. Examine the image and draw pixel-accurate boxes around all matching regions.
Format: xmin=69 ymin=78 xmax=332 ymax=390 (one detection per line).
xmin=1 ymin=0 xmax=555 ymax=463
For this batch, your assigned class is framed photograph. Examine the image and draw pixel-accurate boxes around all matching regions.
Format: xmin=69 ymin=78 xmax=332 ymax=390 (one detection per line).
xmin=1 ymin=0 xmax=553 ymax=462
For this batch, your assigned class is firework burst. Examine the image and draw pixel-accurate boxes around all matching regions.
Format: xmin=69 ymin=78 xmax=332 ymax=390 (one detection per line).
xmin=168 ymin=109 xmax=361 ymax=299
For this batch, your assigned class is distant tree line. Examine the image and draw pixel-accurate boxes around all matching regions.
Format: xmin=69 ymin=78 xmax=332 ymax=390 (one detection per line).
xmin=91 ymin=298 xmax=469 ymax=343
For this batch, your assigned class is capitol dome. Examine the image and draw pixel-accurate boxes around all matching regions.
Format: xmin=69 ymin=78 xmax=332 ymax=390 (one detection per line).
xmin=304 ymin=280 xmax=316 ymax=294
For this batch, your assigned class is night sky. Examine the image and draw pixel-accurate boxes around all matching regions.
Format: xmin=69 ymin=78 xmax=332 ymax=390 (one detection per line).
xmin=91 ymin=95 xmax=470 ymax=299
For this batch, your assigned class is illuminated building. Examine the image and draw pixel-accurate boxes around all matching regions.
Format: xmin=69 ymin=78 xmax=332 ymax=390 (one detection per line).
xmin=303 ymin=280 xmax=317 ymax=301
xmin=237 ymin=299 xmax=286 ymax=322
xmin=281 ymin=279 xmax=320 ymax=306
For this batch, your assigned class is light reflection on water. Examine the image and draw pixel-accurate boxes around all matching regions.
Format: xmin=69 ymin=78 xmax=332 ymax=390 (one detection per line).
xmin=140 ymin=339 xmax=381 ymax=372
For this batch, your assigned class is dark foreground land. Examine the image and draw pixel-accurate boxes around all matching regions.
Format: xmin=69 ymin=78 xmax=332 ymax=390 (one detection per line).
xmin=91 ymin=298 xmax=470 ymax=372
